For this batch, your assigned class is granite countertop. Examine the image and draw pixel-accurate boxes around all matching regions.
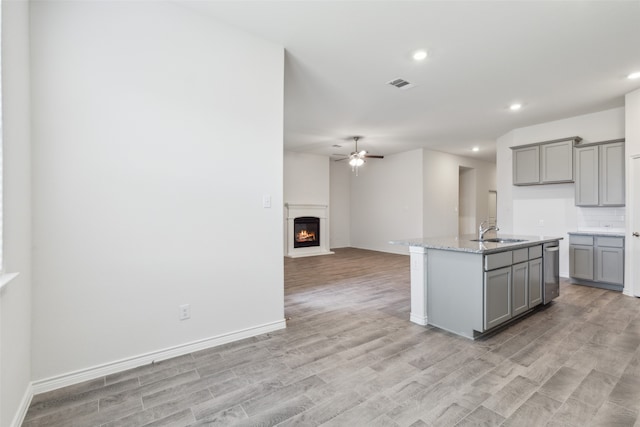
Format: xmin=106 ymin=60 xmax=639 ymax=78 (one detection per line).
xmin=568 ymin=231 xmax=625 ymax=238
xmin=390 ymin=234 xmax=564 ymax=254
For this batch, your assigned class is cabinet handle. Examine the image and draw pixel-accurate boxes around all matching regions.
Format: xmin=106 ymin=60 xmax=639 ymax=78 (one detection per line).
xmin=633 ymin=232 xmax=640 ymax=237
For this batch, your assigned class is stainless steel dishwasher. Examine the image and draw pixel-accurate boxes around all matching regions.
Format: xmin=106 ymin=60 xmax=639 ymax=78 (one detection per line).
xmin=543 ymin=241 xmax=560 ymax=303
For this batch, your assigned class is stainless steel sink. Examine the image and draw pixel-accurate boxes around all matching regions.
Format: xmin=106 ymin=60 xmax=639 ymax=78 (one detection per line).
xmin=471 ymin=238 xmax=528 ymax=243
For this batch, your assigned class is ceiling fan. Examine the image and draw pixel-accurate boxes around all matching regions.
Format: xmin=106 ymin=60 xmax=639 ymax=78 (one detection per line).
xmin=334 ymin=137 xmax=384 ymax=175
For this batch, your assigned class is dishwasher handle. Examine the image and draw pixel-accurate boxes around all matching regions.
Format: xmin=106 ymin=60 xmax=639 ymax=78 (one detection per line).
xmin=545 ymin=247 xmax=560 ymax=252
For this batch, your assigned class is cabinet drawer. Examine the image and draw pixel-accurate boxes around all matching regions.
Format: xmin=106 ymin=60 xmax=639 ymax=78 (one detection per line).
xmin=485 ymin=251 xmax=512 ymax=271
xmin=595 ymin=236 xmax=624 ymax=248
xmin=513 ymin=248 xmax=528 ymax=264
xmin=528 ymin=245 xmax=542 ymax=259
xmin=570 ymin=235 xmax=593 ymax=245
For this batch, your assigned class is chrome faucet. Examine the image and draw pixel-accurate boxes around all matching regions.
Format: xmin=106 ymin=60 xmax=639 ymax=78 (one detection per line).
xmin=479 ymin=220 xmax=499 ymax=240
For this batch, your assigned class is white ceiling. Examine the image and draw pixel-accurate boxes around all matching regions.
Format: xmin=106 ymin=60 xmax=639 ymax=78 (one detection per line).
xmin=184 ymin=1 xmax=640 ymax=162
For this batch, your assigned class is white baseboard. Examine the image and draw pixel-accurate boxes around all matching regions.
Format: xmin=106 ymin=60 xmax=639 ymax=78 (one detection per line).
xmin=410 ymin=313 xmax=428 ymax=326
xmin=10 ymin=382 xmax=33 ymax=427
xmin=31 ymin=319 xmax=286 ymax=396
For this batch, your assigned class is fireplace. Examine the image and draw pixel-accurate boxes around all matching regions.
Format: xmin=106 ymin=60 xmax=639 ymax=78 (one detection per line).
xmin=294 ymin=217 xmax=320 ymax=248
xmin=285 ymin=203 xmax=334 ymax=258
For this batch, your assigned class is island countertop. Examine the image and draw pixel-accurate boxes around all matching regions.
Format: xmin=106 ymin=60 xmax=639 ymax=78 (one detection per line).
xmin=390 ymin=234 xmax=563 ymax=254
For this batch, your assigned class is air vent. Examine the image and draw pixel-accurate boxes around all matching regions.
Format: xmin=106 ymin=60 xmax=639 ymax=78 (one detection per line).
xmin=387 ymin=78 xmax=415 ymax=90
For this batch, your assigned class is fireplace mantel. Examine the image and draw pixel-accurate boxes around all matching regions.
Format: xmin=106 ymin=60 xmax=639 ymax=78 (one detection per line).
xmin=285 ymin=203 xmax=334 ymax=258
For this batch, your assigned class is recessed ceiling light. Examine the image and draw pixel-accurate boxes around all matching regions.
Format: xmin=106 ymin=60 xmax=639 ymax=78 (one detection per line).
xmin=413 ymin=50 xmax=428 ymax=61
xmin=628 ymin=71 xmax=640 ymax=80
xmin=472 ymin=147 xmax=480 ymax=152
xmin=510 ymin=103 xmax=522 ymax=111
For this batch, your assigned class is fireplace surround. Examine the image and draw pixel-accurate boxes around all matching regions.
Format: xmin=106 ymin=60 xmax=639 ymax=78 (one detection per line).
xmin=285 ymin=203 xmax=334 ymax=258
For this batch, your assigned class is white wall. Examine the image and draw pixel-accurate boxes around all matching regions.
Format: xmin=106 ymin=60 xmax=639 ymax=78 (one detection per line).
xmin=284 ymin=151 xmax=329 ymax=204
xmin=30 ymin=1 xmax=284 ymax=382
xmin=625 ymin=89 xmax=640 ymax=296
xmin=345 ymin=148 xmax=496 ymax=255
xmin=330 ymin=159 xmax=351 ymax=248
xmin=423 ymin=150 xmax=496 ymax=238
xmin=496 ymin=107 xmax=626 ymax=277
xmin=349 ymin=149 xmax=424 ymax=254
xmin=1 ymin=1 xmax=33 ymax=425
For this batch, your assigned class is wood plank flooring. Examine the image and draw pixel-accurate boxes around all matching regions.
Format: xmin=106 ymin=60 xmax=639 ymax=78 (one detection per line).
xmin=23 ymin=248 xmax=640 ymax=426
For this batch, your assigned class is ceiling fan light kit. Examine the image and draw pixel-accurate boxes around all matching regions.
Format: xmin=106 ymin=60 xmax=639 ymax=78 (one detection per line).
xmin=338 ymin=136 xmax=384 ymax=176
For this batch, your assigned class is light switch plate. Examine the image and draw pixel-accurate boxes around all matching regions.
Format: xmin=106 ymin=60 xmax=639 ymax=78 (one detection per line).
xmin=263 ymin=195 xmax=271 ymax=208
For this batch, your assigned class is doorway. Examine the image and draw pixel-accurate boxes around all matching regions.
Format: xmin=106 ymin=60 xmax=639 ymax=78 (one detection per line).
xmin=458 ymin=167 xmax=476 ymax=235
xmin=488 ymin=190 xmax=497 ymax=226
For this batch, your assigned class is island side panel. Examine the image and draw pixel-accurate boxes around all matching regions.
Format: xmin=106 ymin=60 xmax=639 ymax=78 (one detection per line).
xmin=427 ymin=249 xmax=484 ymax=338
xmin=409 ymin=246 xmax=428 ymax=325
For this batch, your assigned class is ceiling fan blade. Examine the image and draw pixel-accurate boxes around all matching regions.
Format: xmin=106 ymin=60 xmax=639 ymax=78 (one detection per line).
xmin=333 ymin=157 xmax=348 ymax=162
xmin=364 ymin=155 xmax=384 ymax=159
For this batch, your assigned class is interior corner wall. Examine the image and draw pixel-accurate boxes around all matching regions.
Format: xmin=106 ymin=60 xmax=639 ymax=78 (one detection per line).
xmin=496 ymin=107 xmax=626 ymax=277
xmin=1 ymin=1 xmax=32 ymax=425
xmin=30 ymin=1 xmax=284 ymax=382
xmin=330 ymin=159 xmax=351 ymax=249
xmin=350 ymin=149 xmax=424 ymax=255
xmin=423 ymin=150 xmax=496 ymax=238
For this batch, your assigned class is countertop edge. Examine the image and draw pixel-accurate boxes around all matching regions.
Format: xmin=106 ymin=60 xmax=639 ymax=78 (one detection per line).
xmin=390 ymin=235 xmax=563 ymax=254
xmin=568 ymin=231 xmax=625 ymax=238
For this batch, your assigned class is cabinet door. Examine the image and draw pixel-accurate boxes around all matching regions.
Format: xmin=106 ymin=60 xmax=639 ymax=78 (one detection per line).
xmin=600 ymin=142 xmax=625 ymax=206
xmin=569 ymin=245 xmax=594 ymax=280
xmin=528 ymin=258 xmax=543 ymax=308
xmin=484 ymin=267 xmax=512 ymax=330
xmin=513 ymin=146 xmax=540 ymax=185
xmin=541 ymin=140 xmax=574 ymax=183
xmin=575 ymin=146 xmax=599 ymax=206
xmin=512 ymin=262 xmax=529 ymax=317
xmin=595 ymin=246 xmax=624 ymax=285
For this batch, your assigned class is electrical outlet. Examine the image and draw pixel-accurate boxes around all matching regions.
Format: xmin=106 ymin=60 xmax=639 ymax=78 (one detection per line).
xmin=179 ymin=304 xmax=191 ymax=320
xmin=538 ymin=219 xmax=544 ymax=227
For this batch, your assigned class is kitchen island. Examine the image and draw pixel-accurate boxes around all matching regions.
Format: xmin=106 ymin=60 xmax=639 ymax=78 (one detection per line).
xmin=391 ymin=235 xmax=562 ymax=339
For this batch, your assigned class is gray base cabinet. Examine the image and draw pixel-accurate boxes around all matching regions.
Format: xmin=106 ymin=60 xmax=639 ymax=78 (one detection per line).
xmin=595 ymin=246 xmax=624 ymax=284
xmin=483 ymin=245 xmax=544 ymax=331
xmin=528 ymin=258 xmax=543 ymax=307
xmin=512 ymin=262 xmax=529 ymax=317
xmin=419 ymin=239 xmax=559 ymax=340
xmin=569 ymin=234 xmax=624 ymax=287
xmin=569 ymin=244 xmax=594 ymax=280
xmin=484 ymin=267 xmax=512 ymax=330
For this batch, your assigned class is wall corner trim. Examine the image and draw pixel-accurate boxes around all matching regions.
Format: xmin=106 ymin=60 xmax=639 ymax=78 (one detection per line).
xmin=30 ymin=319 xmax=287 ymax=396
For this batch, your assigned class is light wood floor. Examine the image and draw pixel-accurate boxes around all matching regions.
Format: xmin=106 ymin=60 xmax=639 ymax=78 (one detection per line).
xmin=23 ymin=248 xmax=640 ymax=426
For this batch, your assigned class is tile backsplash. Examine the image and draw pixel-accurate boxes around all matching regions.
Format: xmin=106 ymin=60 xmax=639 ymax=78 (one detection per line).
xmin=576 ymin=207 xmax=626 ymax=232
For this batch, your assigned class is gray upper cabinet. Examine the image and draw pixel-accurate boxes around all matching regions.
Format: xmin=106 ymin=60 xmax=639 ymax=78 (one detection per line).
xmin=574 ymin=145 xmax=599 ymax=206
xmin=513 ymin=146 xmax=540 ymax=185
xmin=512 ymin=137 xmax=579 ymax=186
xmin=575 ymin=139 xmax=625 ymax=206
xmin=600 ymin=142 xmax=625 ymax=206
xmin=541 ymin=140 xmax=574 ymax=183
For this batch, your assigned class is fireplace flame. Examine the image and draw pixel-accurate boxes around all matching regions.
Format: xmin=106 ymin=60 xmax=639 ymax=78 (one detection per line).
xmin=296 ymin=230 xmax=317 ymax=242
